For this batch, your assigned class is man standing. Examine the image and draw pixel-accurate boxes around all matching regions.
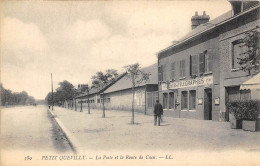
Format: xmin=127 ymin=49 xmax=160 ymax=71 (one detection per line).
xmin=154 ymin=100 xmax=163 ymax=126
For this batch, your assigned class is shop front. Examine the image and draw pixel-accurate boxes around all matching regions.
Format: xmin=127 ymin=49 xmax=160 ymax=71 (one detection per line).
xmin=159 ymin=75 xmax=220 ymax=120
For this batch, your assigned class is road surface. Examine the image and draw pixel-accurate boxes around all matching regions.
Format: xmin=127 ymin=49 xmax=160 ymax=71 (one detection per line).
xmin=1 ymin=105 xmax=73 ymax=155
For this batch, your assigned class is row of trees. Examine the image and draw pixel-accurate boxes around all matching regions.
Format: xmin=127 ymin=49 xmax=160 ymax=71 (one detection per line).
xmin=45 ymin=63 xmax=150 ymax=124
xmin=0 ymin=84 xmax=36 ymax=106
xmin=88 ymin=64 xmax=150 ymax=124
xmin=45 ymin=80 xmax=75 ymax=107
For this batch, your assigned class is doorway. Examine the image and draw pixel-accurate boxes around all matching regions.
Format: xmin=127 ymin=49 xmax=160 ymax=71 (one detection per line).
xmin=169 ymin=92 xmax=175 ymax=109
xmin=204 ymin=89 xmax=212 ymax=120
xmin=163 ymin=93 xmax=168 ymax=109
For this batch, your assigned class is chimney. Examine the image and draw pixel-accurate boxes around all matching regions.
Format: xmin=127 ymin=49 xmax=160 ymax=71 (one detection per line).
xmin=191 ymin=11 xmax=210 ymax=29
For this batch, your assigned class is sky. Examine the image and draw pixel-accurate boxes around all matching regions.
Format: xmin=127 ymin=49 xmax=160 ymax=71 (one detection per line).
xmin=1 ymin=1 xmax=232 ymax=100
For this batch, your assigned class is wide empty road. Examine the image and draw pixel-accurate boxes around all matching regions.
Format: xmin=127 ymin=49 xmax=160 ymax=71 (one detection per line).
xmin=1 ymin=105 xmax=72 ymax=164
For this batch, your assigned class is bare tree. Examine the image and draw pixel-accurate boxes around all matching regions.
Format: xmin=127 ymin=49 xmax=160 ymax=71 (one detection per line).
xmin=91 ymin=69 xmax=118 ymax=118
xmin=124 ymin=63 xmax=150 ymax=124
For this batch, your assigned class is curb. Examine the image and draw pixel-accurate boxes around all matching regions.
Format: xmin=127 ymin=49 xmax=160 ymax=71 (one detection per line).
xmin=48 ymin=108 xmax=84 ymax=154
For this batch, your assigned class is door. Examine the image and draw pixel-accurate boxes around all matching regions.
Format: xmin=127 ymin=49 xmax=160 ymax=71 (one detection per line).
xmin=163 ymin=93 xmax=168 ymax=109
xmin=169 ymin=92 xmax=175 ymax=109
xmin=204 ymin=89 xmax=212 ymax=120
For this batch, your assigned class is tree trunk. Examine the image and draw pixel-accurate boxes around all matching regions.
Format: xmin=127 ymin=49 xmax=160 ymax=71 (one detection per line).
xmin=102 ymin=91 xmax=105 ymax=118
xmin=87 ymin=95 xmax=90 ymax=114
xmin=80 ymin=98 xmax=82 ymax=112
xmin=131 ymin=85 xmax=135 ymax=124
xmin=75 ymin=98 xmax=77 ymax=111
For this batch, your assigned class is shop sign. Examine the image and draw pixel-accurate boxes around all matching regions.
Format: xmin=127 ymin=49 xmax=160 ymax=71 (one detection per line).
xmin=169 ymin=76 xmax=213 ymax=90
xmin=161 ymin=82 xmax=168 ymax=91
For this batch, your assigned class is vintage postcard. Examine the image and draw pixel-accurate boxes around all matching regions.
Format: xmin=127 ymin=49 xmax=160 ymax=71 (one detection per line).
xmin=1 ymin=0 xmax=260 ymax=166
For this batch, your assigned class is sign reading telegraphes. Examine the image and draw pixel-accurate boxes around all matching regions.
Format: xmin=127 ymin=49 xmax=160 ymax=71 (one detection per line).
xmin=161 ymin=82 xmax=168 ymax=91
xmin=169 ymin=76 xmax=213 ymax=89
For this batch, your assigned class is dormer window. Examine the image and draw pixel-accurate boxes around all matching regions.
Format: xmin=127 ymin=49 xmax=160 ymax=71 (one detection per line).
xmin=229 ymin=1 xmax=259 ymax=15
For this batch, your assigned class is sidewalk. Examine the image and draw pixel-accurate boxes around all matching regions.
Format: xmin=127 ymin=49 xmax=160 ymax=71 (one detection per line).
xmin=50 ymin=106 xmax=260 ymax=152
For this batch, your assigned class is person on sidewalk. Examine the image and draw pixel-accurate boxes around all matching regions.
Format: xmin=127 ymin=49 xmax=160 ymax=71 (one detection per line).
xmin=154 ymin=100 xmax=163 ymax=126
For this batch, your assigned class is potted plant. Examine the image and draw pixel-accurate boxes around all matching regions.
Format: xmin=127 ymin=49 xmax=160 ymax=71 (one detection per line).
xmin=241 ymin=100 xmax=260 ymax=132
xmin=227 ymin=100 xmax=260 ymax=131
xmin=227 ymin=101 xmax=243 ymax=129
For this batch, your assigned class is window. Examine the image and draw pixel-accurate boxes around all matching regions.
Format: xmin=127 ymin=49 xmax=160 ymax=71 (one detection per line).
xmin=107 ymin=98 xmax=110 ymax=103
xmin=171 ymin=62 xmax=176 ymax=80
xmin=181 ymin=91 xmax=188 ymax=109
xmin=158 ymin=65 xmax=166 ymax=81
xmin=226 ymin=86 xmax=251 ymax=101
xmin=163 ymin=93 xmax=168 ymax=109
xmin=169 ymin=92 xmax=175 ymax=109
xmin=232 ymin=1 xmax=259 ymax=15
xmin=189 ymin=90 xmax=196 ymax=110
xmin=97 ymin=99 xmax=100 ymax=103
xmin=190 ymin=55 xmax=198 ymax=76
xmin=240 ymin=90 xmax=251 ymax=101
xmin=180 ymin=60 xmax=186 ymax=78
xmin=232 ymin=40 xmax=247 ymax=69
xmin=205 ymin=51 xmax=213 ymax=72
xmin=147 ymin=92 xmax=158 ymax=108
xmin=147 ymin=93 xmax=153 ymax=108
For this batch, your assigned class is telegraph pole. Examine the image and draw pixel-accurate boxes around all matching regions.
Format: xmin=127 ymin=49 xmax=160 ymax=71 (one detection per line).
xmin=51 ymin=73 xmax=54 ymax=110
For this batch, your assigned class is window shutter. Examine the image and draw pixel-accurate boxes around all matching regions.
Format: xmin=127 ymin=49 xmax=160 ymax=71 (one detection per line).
xmin=190 ymin=55 xmax=192 ymax=76
xmin=179 ymin=61 xmax=182 ymax=77
xmin=163 ymin=65 xmax=166 ymax=81
xmin=183 ymin=60 xmax=186 ymax=77
xmin=171 ymin=62 xmax=175 ymax=80
xmin=199 ymin=53 xmax=205 ymax=74
xmin=180 ymin=60 xmax=185 ymax=77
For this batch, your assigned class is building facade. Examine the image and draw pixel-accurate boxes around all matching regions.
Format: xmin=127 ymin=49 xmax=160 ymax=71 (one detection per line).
xmin=157 ymin=1 xmax=259 ymax=121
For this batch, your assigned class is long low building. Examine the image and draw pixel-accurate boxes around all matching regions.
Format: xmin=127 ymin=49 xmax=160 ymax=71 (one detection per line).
xmin=75 ymin=63 xmax=158 ymax=114
xmin=103 ymin=63 xmax=158 ymax=114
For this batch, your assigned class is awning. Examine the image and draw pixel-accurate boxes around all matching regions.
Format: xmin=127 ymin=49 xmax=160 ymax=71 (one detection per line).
xmin=240 ymin=73 xmax=260 ymax=90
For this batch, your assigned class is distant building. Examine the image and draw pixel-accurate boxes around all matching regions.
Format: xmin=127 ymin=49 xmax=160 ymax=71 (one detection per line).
xmin=157 ymin=1 xmax=259 ymax=121
xmin=74 ymin=74 xmax=125 ymax=110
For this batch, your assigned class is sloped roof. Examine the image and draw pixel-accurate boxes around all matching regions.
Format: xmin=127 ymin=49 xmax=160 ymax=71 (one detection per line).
xmin=159 ymin=5 xmax=260 ymax=56
xmin=104 ymin=63 xmax=158 ymax=94
xmin=75 ymin=73 xmax=126 ymax=98
xmin=177 ymin=11 xmax=232 ymax=42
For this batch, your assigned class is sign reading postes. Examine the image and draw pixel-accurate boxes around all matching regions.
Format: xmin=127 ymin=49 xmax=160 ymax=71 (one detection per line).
xmin=166 ymin=76 xmax=213 ymax=90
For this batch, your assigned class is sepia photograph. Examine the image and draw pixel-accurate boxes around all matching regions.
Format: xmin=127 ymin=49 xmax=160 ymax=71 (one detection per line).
xmin=1 ymin=0 xmax=260 ymax=165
